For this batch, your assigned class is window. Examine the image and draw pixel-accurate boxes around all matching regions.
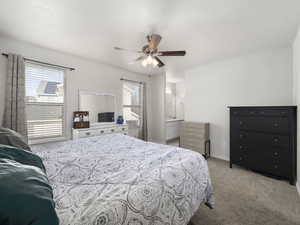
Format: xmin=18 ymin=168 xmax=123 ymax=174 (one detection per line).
xmin=123 ymin=81 xmax=142 ymax=126
xmin=25 ymin=63 xmax=65 ymax=142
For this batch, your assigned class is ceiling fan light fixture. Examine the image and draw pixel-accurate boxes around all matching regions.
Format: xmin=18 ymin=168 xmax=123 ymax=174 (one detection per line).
xmin=152 ymin=58 xmax=159 ymax=67
xmin=142 ymin=59 xmax=148 ymax=67
xmin=146 ymin=55 xmax=153 ymax=64
xmin=115 ymin=33 xmax=186 ymax=68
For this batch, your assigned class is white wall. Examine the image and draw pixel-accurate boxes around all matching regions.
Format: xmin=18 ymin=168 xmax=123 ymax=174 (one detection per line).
xmin=0 ymin=36 xmax=151 ymax=140
xmin=185 ymin=47 xmax=293 ymax=160
xmin=293 ymin=27 xmax=300 ymax=192
xmin=149 ymin=73 xmax=166 ymax=143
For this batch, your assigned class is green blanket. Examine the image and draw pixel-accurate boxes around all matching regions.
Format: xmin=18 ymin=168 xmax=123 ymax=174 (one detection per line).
xmin=0 ymin=145 xmax=59 ymax=225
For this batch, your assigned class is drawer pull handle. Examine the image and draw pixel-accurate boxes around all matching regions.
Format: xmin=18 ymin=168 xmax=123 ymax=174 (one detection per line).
xmin=122 ymin=128 xmax=125 ymax=131
xmin=274 ymin=152 xmax=278 ymax=156
xmin=274 ymin=123 xmax=278 ymax=127
xmin=273 ymin=138 xmax=278 ymax=142
xmin=111 ymin=129 xmax=115 ymax=132
xmin=100 ymin=130 xmax=104 ymax=134
xmin=85 ymin=132 xmax=91 ymax=136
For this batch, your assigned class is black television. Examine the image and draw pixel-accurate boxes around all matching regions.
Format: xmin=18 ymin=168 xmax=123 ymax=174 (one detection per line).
xmin=98 ymin=112 xmax=114 ymax=122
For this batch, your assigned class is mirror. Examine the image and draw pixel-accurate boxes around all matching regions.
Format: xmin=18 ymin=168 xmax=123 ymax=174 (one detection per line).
xmin=165 ymin=82 xmax=176 ymax=119
xmin=165 ymin=82 xmax=185 ymax=120
xmin=79 ymin=90 xmax=116 ymax=124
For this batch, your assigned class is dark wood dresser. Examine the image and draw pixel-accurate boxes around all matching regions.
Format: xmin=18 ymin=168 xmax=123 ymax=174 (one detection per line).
xmin=229 ymin=106 xmax=297 ymax=185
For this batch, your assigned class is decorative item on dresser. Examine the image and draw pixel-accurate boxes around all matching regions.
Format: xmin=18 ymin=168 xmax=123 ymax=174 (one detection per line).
xmin=73 ymin=111 xmax=90 ymax=129
xmin=72 ymin=123 xmax=128 ymax=140
xmin=179 ymin=121 xmax=211 ymax=159
xmin=229 ymin=106 xmax=297 ymax=185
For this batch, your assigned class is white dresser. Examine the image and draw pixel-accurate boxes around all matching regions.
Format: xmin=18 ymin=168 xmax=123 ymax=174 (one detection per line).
xmin=72 ymin=123 xmax=128 ymax=140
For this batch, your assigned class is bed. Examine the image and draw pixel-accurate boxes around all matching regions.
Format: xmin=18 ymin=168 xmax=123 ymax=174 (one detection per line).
xmin=31 ymin=134 xmax=214 ymax=225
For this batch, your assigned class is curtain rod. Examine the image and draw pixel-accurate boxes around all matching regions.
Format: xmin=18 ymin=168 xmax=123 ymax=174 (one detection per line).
xmin=1 ymin=52 xmax=75 ymax=71
xmin=120 ymin=78 xmax=144 ymax=84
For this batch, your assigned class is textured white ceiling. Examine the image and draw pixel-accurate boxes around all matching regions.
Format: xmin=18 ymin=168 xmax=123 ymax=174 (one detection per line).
xmin=0 ymin=0 xmax=300 ymax=75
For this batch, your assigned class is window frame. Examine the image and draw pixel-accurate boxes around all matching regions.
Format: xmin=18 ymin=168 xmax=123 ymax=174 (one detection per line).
xmin=25 ymin=62 xmax=67 ymax=144
xmin=122 ymin=81 xmax=142 ymax=127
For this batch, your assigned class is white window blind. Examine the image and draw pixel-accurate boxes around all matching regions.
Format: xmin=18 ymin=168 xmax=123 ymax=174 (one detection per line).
xmin=25 ymin=63 xmax=65 ymax=142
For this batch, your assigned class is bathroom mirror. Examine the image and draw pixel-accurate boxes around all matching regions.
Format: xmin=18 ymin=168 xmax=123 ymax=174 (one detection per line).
xmin=79 ymin=90 xmax=116 ymax=124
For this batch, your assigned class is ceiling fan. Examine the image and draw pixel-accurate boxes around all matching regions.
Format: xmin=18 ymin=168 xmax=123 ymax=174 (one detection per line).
xmin=114 ymin=34 xmax=186 ymax=68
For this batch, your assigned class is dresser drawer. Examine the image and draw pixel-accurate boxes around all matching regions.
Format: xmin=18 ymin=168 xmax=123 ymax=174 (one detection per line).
xmin=249 ymin=158 xmax=290 ymax=178
xmin=231 ymin=109 xmax=289 ymax=117
xmin=180 ymin=130 xmax=208 ymax=140
xmin=75 ymin=125 xmax=128 ymax=138
xmin=180 ymin=127 xmax=208 ymax=140
xmin=256 ymin=149 xmax=291 ymax=177
xmin=180 ymin=142 xmax=205 ymax=154
xmin=269 ymin=158 xmax=291 ymax=177
xmin=233 ymin=131 xmax=290 ymax=149
xmin=117 ymin=126 xmax=128 ymax=132
xmin=180 ymin=137 xmax=205 ymax=147
xmin=258 ymin=109 xmax=289 ymax=117
xmin=181 ymin=122 xmax=208 ymax=129
xmin=78 ymin=129 xmax=98 ymax=138
xmin=181 ymin=123 xmax=209 ymax=137
xmin=230 ymin=148 xmax=249 ymax=166
xmin=104 ymin=126 xmax=128 ymax=134
xmin=232 ymin=117 xmax=289 ymax=134
xmin=180 ymin=126 xmax=207 ymax=133
xmin=106 ymin=127 xmax=117 ymax=133
xmin=100 ymin=129 xmax=111 ymax=134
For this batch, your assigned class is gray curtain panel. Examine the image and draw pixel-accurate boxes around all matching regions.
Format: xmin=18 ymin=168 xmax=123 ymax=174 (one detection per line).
xmin=141 ymin=82 xmax=148 ymax=141
xmin=3 ymin=54 xmax=28 ymax=139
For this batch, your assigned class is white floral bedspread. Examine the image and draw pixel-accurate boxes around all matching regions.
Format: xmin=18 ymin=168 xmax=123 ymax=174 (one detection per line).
xmin=31 ymin=134 xmax=214 ymax=225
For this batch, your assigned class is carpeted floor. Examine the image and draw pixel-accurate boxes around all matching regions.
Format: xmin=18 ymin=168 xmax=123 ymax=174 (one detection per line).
xmin=192 ymin=158 xmax=300 ymax=225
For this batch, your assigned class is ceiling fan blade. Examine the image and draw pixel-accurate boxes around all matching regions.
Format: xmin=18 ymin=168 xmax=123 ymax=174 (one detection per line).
xmin=147 ymin=34 xmax=162 ymax=52
xmin=158 ymin=51 xmax=186 ymax=56
xmin=128 ymin=55 xmax=147 ymax=64
xmin=135 ymin=55 xmax=146 ymax=61
xmin=154 ymin=56 xmax=165 ymax=67
xmin=114 ymin=47 xmax=142 ymax=53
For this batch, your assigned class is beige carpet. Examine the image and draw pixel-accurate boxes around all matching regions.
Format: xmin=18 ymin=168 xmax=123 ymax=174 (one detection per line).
xmin=192 ymin=158 xmax=300 ymax=225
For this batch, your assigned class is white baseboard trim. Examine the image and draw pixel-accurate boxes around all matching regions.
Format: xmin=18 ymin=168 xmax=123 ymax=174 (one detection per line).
xmin=297 ymin=182 xmax=300 ymax=196
xmin=211 ymin=154 xmax=229 ymax=161
xmin=148 ymin=138 xmax=166 ymax=144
